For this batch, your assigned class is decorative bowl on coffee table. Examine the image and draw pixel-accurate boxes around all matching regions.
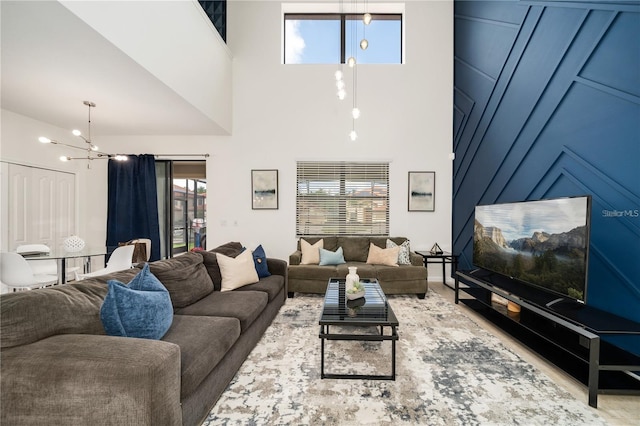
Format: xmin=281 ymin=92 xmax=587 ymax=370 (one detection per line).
xmin=346 ymin=282 xmax=366 ymax=300
xmin=346 ymin=289 xmax=365 ymax=300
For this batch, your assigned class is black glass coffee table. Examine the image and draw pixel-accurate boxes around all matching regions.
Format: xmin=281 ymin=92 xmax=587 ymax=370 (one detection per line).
xmin=319 ymin=278 xmax=399 ymax=380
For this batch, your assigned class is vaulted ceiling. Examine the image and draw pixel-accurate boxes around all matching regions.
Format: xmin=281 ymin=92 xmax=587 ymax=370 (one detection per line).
xmin=1 ymin=1 xmax=227 ymax=136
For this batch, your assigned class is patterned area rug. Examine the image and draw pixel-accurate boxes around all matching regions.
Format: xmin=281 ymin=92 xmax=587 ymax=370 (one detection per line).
xmin=203 ymin=291 xmax=606 ymax=425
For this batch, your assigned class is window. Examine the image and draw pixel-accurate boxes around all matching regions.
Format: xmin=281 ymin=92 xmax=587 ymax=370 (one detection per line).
xmin=284 ymin=14 xmax=402 ymax=64
xmin=296 ymin=161 xmax=389 ymax=236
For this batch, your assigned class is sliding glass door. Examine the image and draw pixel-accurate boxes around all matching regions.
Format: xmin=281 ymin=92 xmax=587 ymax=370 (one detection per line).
xmin=156 ymin=161 xmax=207 ymax=258
xmin=172 ymin=178 xmax=207 ymax=254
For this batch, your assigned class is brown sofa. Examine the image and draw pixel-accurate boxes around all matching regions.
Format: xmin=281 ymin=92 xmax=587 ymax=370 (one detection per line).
xmin=288 ymin=236 xmax=427 ymax=298
xmin=0 ymin=243 xmax=286 ymax=426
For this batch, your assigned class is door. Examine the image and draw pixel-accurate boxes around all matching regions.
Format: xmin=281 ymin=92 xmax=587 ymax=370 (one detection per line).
xmin=1 ymin=163 xmax=75 ymax=251
xmin=155 ymin=160 xmax=207 ymax=258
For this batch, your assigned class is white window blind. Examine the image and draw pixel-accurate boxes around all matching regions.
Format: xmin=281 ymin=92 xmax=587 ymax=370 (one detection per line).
xmin=296 ymin=161 xmax=389 ymax=236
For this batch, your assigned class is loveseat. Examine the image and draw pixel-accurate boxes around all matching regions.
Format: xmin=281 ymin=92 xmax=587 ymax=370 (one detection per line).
xmin=0 ymin=242 xmax=286 ymax=426
xmin=287 ymin=236 xmax=427 ymax=298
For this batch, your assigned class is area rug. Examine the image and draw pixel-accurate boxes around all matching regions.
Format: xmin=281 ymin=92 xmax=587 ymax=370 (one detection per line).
xmin=203 ymin=291 xmax=606 ymax=425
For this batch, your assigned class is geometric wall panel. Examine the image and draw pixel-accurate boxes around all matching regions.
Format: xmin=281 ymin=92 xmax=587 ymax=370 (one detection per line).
xmin=198 ymin=1 xmax=227 ymax=41
xmin=453 ymin=1 xmax=640 ymax=353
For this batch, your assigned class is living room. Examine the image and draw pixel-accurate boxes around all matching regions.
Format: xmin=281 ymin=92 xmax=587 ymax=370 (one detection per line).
xmin=1 ymin=0 xmax=639 ymax=424
xmin=1 ymin=0 xmax=453 ymax=266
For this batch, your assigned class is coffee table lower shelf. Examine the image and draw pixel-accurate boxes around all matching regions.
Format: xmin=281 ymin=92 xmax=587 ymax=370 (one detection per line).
xmin=319 ymin=324 xmax=398 ymax=380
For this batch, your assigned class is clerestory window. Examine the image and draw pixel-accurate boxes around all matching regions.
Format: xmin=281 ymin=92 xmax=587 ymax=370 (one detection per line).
xmin=284 ymin=13 xmax=403 ymax=64
xmin=296 ymin=161 xmax=390 ymax=236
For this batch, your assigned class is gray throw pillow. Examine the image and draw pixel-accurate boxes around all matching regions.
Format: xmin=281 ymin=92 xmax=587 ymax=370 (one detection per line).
xmin=146 ymin=252 xmax=214 ymax=308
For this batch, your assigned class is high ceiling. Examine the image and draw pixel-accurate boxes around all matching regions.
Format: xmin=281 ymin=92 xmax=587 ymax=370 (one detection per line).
xmin=1 ymin=1 xmax=227 ymax=136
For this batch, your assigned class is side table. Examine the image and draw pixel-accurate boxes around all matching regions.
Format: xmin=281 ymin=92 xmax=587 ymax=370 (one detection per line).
xmin=415 ymin=250 xmax=458 ymax=289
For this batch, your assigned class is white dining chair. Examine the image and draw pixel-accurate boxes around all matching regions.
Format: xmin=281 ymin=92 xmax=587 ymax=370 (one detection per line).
xmin=75 ymin=245 xmax=135 ymax=280
xmin=16 ymin=244 xmax=80 ymax=281
xmin=0 ymin=252 xmax=59 ymax=291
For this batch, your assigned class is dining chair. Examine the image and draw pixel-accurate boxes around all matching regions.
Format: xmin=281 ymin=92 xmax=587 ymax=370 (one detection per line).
xmin=75 ymin=245 xmax=135 ymax=280
xmin=0 ymin=252 xmax=59 ymax=291
xmin=133 ymin=238 xmax=152 ymax=261
xmin=129 ymin=238 xmax=151 ymax=265
xmin=16 ymin=244 xmax=80 ymax=280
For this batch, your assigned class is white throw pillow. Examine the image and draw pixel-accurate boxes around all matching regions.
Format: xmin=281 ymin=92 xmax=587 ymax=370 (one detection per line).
xmin=300 ymin=238 xmax=323 ymax=265
xmin=387 ymin=239 xmax=411 ymax=265
xmin=217 ymin=250 xmax=260 ymax=291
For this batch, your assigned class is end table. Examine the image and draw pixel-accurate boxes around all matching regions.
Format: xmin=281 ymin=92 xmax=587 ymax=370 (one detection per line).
xmin=415 ymin=250 xmax=458 ymax=289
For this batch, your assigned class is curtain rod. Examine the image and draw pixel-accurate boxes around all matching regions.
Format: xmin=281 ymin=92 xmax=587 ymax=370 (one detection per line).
xmin=154 ymin=154 xmax=210 ymax=158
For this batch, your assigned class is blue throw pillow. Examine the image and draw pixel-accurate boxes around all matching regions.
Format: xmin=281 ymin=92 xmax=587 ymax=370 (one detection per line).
xmin=319 ymin=247 xmax=346 ymax=266
xmin=100 ymin=264 xmax=173 ymax=340
xmin=252 ymin=245 xmax=271 ymax=278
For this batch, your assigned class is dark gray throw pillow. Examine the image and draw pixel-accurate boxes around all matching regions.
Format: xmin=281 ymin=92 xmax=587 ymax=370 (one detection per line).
xmin=146 ymin=252 xmax=214 ymax=308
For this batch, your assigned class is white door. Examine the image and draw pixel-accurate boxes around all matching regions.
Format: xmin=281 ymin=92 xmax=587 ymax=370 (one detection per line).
xmin=2 ymin=163 xmax=76 ymax=251
xmin=6 ymin=163 xmax=31 ymax=248
xmin=31 ymin=166 xmax=57 ymax=247
xmin=55 ymin=171 xmax=76 ymax=249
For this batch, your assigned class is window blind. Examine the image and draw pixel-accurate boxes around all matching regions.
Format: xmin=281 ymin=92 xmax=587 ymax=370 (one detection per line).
xmin=296 ymin=161 xmax=389 ymax=236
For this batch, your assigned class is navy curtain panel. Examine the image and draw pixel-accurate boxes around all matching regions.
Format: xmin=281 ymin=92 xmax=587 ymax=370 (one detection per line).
xmin=106 ymin=154 xmax=161 ymax=261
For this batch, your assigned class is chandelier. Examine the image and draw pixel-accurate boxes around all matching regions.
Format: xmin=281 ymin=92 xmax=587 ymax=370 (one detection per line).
xmin=38 ymin=101 xmax=127 ymax=168
xmin=335 ymin=1 xmax=371 ymax=141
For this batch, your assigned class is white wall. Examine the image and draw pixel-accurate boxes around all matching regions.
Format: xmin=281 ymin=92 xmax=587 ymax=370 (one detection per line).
xmin=1 ymin=1 xmax=454 ymax=281
xmin=100 ymin=1 xmax=454 ymax=280
xmin=60 ymin=0 xmax=233 ymax=134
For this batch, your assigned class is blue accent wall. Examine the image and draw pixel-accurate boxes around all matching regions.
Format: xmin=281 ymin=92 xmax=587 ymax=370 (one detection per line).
xmin=453 ymin=1 xmax=640 ymax=353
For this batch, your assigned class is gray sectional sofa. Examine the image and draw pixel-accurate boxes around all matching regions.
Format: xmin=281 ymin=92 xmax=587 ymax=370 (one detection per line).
xmin=288 ymin=236 xmax=428 ymax=298
xmin=0 ymin=242 xmax=286 ymax=426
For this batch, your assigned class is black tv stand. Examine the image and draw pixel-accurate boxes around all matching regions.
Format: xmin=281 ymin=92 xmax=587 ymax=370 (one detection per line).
xmin=546 ymin=297 xmax=585 ymax=310
xmin=455 ymin=270 xmax=640 ymax=408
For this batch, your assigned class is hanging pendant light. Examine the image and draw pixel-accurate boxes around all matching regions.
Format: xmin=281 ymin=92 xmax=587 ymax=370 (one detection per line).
xmin=363 ymin=12 xmax=372 ymax=25
xmin=360 ymin=39 xmax=369 ymax=50
xmin=38 ymin=101 xmax=127 ymax=168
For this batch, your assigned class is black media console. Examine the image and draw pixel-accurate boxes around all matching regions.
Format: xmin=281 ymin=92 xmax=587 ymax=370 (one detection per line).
xmin=455 ymin=270 xmax=640 ymax=408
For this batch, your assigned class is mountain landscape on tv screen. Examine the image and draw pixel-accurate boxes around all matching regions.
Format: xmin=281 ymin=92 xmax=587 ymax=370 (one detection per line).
xmin=473 ymin=219 xmax=587 ymax=300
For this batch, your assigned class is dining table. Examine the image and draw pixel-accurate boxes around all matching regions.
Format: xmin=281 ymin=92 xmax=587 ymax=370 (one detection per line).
xmin=21 ymin=247 xmax=109 ymax=285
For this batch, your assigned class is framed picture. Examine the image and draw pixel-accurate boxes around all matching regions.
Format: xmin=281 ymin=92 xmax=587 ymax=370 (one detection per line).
xmin=252 ymin=169 xmax=278 ymax=210
xmin=408 ymin=171 xmax=435 ymax=212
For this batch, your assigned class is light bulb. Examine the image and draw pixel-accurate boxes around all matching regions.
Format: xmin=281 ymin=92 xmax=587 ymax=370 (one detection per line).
xmin=91 ymin=144 xmax=99 ymax=151
xmin=360 ymin=39 xmax=369 ymax=50
xmin=337 ymin=89 xmax=346 ymax=100
xmin=335 ymin=70 xmax=343 ymax=80
xmin=349 ymin=130 xmax=358 ymax=141
xmin=72 ymin=129 xmax=82 ymax=136
xmin=39 ymin=136 xmax=52 ymax=144
xmin=347 ymin=57 xmax=356 ymax=67
xmin=363 ymin=13 xmax=372 ymax=25
xmin=59 ymin=156 xmax=70 ymax=162
xmin=352 ymin=108 xmax=361 ymax=119
xmin=336 ymin=80 xmax=345 ymax=90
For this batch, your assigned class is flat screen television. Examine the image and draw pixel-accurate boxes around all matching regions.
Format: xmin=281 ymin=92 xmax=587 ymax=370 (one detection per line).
xmin=473 ymin=196 xmax=591 ymax=305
